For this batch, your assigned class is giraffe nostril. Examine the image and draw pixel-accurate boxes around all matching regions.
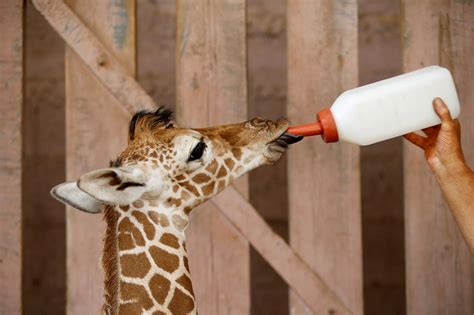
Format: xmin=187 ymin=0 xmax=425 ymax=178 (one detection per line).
xmin=250 ymin=118 xmax=268 ymax=128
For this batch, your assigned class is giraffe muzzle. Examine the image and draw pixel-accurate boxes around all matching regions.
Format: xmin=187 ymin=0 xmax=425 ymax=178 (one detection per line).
xmin=277 ymin=132 xmax=304 ymax=145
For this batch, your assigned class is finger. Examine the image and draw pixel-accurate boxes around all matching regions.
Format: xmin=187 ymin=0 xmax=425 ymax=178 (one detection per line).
xmin=422 ymin=126 xmax=439 ymax=136
xmin=403 ymin=132 xmax=426 ymax=149
xmin=454 ymin=119 xmax=461 ymax=138
xmin=433 ymin=97 xmax=453 ymax=122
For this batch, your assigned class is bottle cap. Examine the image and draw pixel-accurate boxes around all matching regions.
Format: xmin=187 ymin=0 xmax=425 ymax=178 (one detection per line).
xmin=286 ymin=107 xmax=339 ymax=143
xmin=317 ymin=108 xmax=338 ymax=143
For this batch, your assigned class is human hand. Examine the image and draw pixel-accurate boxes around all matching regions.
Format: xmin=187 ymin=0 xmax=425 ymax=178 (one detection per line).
xmin=404 ymin=98 xmax=469 ymax=178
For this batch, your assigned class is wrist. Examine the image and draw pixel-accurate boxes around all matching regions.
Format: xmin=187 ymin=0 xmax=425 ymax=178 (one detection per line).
xmin=434 ymin=160 xmax=472 ymax=183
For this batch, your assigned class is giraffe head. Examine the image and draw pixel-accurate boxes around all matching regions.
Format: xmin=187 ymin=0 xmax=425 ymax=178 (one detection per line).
xmin=52 ymin=107 xmax=301 ymax=214
xmin=51 ymin=108 xmax=302 ymax=314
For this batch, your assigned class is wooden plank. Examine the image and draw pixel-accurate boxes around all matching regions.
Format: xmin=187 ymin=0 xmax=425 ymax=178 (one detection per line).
xmin=23 ymin=3 xmax=66 ymax=313
xmin=213 ymin=188 xmax=351 ymax=314
xmin=287 ymin=1 xmax=363 ymax=314
xmin=33 ymin=0 xmax=153 ymax=114
xmin=64 ymin=1 xmax=135 ymax=314
xmin=35 ymin=3 xmax=354 ymax=312
xmin=357 ymin=1 xmax=405 ymax=314
xmin=176 ymin=0 xmax=250 ymax=313
xmin=0 ymin=1 xmax=23 ymax=313
xmin=401 ymin=0 xmax=474 ymax=313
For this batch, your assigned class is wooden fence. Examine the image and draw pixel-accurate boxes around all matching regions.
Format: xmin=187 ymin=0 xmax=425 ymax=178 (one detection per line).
xmin=1 ymin=0 xmax=473 ymax=314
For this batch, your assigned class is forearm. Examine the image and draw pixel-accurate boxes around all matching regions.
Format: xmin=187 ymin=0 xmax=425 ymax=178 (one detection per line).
xmin=435 ymin=164 xmax=474 ymax=253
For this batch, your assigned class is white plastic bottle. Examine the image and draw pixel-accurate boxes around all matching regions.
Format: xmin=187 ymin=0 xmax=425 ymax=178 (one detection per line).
xmin=287 ymin=66 xmax=461 ymax=146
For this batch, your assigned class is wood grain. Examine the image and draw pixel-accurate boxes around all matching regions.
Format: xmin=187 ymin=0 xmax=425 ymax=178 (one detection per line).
xmin=64 ymin=1 xmax=135 ymax=314
xmin=287 ymin=1 xmax=363 ymax=314
xmin=33 ymin=0 xmax=153 ymax=114
xmin=402 ymin=0 xmax=474 ymax=313
xmin=176 ymin=0 xmax=250 ymax=313
xmin=35 ymin=2 xmax=360 ymax=312
xmin=0 ymin=1 xmax=23 ymax=313
xmin=213 ymin=188 xmax=351 ymax=314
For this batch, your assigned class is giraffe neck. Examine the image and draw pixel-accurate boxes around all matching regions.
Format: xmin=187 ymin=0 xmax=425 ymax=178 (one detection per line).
xmin=102 ymin=201 xmax=196 ymax=315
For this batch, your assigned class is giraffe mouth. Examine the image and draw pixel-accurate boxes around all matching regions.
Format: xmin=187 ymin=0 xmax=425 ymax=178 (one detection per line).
xmin=268 ymin=132 xmax=303 ymax=150
xmin=271 ymin=132 xmax=303 ymax=147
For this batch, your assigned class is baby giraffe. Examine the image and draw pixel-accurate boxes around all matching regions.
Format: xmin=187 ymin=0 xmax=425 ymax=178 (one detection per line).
xmin=51 ymin=108 xmax=301 ymax=315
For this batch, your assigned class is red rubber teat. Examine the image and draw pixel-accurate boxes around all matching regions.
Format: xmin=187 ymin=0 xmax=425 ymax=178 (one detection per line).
xmin=287 ymin=107 xmax=339 ymax=143
xmin=287 ymin=122 xmax=323 ymax=137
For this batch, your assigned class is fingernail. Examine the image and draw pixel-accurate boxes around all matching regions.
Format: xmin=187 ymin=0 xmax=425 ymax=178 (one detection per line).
xmin=434 ymin=97 xmax=443 ymax=108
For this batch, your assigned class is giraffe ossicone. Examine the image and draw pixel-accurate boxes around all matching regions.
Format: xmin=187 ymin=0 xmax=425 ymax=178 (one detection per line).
xmin=51 ymin=108 xmax=300 ymax=315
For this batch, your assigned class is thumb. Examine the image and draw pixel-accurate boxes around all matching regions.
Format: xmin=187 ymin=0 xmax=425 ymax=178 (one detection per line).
xmin=433 ymin=97 xmax=453 ymax=123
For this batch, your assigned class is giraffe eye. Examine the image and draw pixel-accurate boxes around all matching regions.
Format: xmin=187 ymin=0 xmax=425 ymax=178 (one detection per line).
xmin=188 ymin=141 xmax=207 ymax=162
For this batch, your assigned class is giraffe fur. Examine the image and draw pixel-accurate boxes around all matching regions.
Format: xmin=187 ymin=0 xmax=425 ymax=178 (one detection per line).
xmin=51 ymin=108 xmax=295 ymax=315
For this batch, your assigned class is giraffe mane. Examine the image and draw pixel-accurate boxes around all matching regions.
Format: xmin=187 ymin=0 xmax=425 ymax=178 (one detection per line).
xmin=129 ymin=107 xmax=173 ymax=141
xmin=102 ymin=205 xmax=119 ymax=315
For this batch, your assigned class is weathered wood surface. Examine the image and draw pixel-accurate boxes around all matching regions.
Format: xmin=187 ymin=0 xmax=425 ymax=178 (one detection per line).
xmin=0 ymin=1 xmax=23 ymax=314
xmin=64 ymin=0 xmax=135 ymax=313
xmin=23 ymin=3 xmax=66 ymax=313
xmin=402 ymin=0 xmax=474 ymax=313
xmin=358 ymin=0 xmax=405 ymax=314
xmin=213 ymin=188 xmax=351 ymax=314
xmin=35 ymin=1 xmax=356 ymax=312
xmin=176 ymin=0 xmax=250 ymax=313
xmin=287 ymin=1 xmax=363 ymax=314
xmin=33 ymin=0 xmax=153 ymax=114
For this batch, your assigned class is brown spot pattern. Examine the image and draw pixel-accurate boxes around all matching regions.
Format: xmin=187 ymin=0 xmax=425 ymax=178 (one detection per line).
xmin=168 ymin=288 xmax=195 ymax=315
xmin=120 ymin=281 xmax=154 ymax=311
xmin=192 ymin=173 xmax=211 ymax=184
xmin=183 ymin=256 xmax=190 ymax=273
xmin=120 ymin=253 xmax=151 ymax=278
xmin=202 ymin=181 xmax=216 ymax=196
xmin=217 ymin=180 xmax=226 ymax=192
xmin=165 ymin=197 xmax=182 ymax=208
xmin=183 ymin=206 xmax=193 ymax=215
xmin=159 ymin=233 xmax=180 ymax=249
xmin=118 ymin=232 xmax=135 ymax=251
xmin=148 ymin=211 xmax=170 ymax=227
xmin=180 ymin=181 xmax=200 ymax=197
xmin=176 ymin=274 xmax=194 ymax=296
xmin=217 ymin=166 xmax=227 ymax=178
xmin=224 ymin=158 xmax=235 ymax=170
xmin=118 ymin=217 xmax=145 ymax=246
xmin=149 ymin=273 xmax=171 ymax=304
xmin=231 ymin=148 xmax=242 ymax=160
xmin=150 ymin=246 xmax=180 ymax=273
xmin=205 ymin=159 xmax=218 ymax=174
xmin=118 ymin=303 xmax=141 ymax=314
xmin=132 ymin=211 xmax=156 ymax=240
xmin=119 ymin=205 xmax=129 ymax=211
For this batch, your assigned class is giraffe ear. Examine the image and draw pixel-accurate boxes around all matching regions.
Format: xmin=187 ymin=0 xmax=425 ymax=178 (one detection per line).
xmin=50 ymin=181 xmax=103 ymax=213
xmin=77 ymin=167 xmax=148 ymax=205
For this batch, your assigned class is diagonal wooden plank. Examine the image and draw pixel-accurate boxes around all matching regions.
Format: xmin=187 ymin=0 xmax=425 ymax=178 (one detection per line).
xmin=0 ymin=1 xmax=23 ymax=313
xmin=33 ymin=1 xmax=351 ymax=312
xmin=32 ymin=0 xmax=154 ymax=114
xmin=213 ymin=188 xmax=352 ymax=315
